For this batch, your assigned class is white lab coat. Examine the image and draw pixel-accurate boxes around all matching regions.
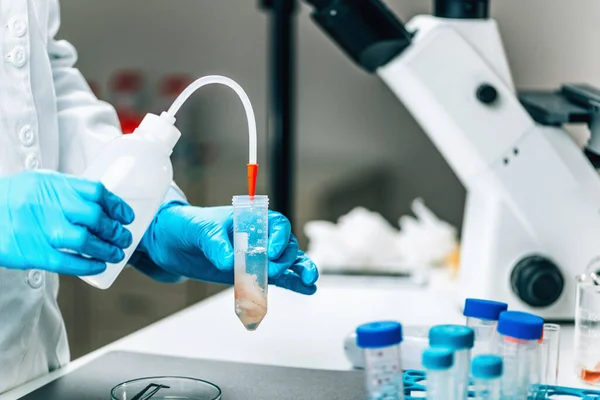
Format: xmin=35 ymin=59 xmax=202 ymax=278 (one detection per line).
xmin=0 ymin=0 xmax=134 ymax=392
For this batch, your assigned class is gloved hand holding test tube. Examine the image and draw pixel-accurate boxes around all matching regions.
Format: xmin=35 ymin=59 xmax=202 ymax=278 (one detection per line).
xmin=94 ymin=75 xmax=316 ymax=328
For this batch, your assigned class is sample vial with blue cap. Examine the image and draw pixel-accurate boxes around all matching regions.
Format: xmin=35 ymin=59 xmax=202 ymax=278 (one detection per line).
xmin=472 ymin=355 xmax=503 ymax=400
xmin=422 ymin=347 xmax=454 ymax=400
xmin=464 ymin=298 xmax=508 ymax=357
xmin=356 ymin=321 xmax=405 ymax=400
xmin=495 ymin=311 xmax=544 ymax=400
xmin=429 ymin=324 xmax=474 ymax=400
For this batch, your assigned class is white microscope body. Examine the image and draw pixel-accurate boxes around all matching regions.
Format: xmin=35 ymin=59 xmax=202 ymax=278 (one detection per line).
xmin=376 ymin=15 xmax=600 ymax=319
xmin=306 ymin=0 xmax=600 ymax=319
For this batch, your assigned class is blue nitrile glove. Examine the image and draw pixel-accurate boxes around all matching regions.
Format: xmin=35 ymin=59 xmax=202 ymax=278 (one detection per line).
xmin=135 ymin=202 xmax=319 ymax=295
xmin=0 ymin=170 xmax=134 ymax=275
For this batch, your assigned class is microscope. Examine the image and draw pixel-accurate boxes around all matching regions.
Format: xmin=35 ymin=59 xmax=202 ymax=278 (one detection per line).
xmin=302 ymin=0 xmax=600 ymax=320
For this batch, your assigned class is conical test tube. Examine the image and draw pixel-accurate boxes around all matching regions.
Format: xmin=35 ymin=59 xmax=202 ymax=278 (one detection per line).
xmin=233 ymin=195 xmax=269 ymax=331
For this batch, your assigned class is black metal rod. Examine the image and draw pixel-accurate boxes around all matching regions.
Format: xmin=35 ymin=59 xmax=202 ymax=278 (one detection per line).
xmin=261 ymin=0 xmax=297 ymax=227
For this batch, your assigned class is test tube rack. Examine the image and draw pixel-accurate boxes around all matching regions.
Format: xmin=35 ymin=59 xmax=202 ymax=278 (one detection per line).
xmin=402 ymin=370 xmax=600 ymax=399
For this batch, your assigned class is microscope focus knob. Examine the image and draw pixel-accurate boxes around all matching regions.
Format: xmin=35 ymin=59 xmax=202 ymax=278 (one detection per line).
xmin=510 ymin=256 xmax=564 ymax=308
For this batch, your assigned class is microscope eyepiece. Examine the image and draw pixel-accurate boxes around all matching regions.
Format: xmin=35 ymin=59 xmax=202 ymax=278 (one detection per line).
xmin=304 ymin=0 xmax=413 ymax=73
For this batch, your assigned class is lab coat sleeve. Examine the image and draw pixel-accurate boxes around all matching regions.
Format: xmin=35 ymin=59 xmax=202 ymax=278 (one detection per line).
xmin=47 ymin=0 xmax=122 ymax=175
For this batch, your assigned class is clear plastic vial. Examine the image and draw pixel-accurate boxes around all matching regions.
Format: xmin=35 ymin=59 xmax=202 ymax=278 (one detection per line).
xmin=233 ymin=195 xmax=269 ymax=331
xmin=463 ymin=298 xmax=508 ymax=357
xmin=356 ymin=321 xmax=405 ymax=400
xmin=495 ymin=311 xmax=544 ymax=400
xmin=429 ymin=325 xmax=474 ymax=400
xmin=422 ymin=347 xmax=454 ymax=400
xmin=471 ymin=355 xmax=503 ymax=400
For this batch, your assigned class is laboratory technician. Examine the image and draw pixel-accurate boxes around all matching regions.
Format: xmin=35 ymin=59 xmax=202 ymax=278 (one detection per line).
xmin=0 ymin=0 xmax=319 ymax=393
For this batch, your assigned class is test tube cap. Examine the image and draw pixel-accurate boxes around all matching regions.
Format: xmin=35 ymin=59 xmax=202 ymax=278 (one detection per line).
xmin=422 ymin=347 xmax=454 ymax=371
xmin=356 ymin=321 xmax=403 ymax=349
xmin=429 ymin=325 xmax=474 ymax=350
xmin=463 ymin=298 xmax=508 ymax=321
xmin=471 ymin=355 xmax=503 ymax=379
xmin=497 ymin=311 xmax=544 ymax=340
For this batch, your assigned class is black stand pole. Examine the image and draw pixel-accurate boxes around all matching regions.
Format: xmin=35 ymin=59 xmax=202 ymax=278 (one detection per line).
xmin=260 ymin=0 xmax=297 ymax=227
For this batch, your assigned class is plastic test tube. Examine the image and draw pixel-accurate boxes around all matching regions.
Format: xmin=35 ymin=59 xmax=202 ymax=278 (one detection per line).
xmin=233 ymin=195 xmax=269 ymax=331
xmin=463 ymin=298 xmax=508 ymax=357
xmin=356 ymin=321 xmax=405 ymax=400
xmin=495 ymin=311 xmax=544 ymax=400
xmin=540 ymin=323 xmax=561 ymax=386
xmin=429 ymin=325 xmax=474 ymax=400
xmin=422 ymin=347 xmax=454 ymax=400
xmin=575 ymin=273 xmax=600 ymax=385
xmin=471 ymin=355 xmax=503 ymax=400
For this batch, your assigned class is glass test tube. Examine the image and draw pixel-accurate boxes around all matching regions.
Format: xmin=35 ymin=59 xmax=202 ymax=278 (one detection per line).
xmin=496 ymin=311 xmax=543 ymax=400
xmin=429 ymin=325 xmax=474 ymax=400
xmin=539 ymin=323 xmax=560 ymax=386
xmin=357 ymin=321 xmax=405 ymax=400
xmin=233 ymin=195 xmax=269 ymax=331
xmin=422 ymin=347 xmax=455 ymax=400
xmin=575 ymin=273 xmax=600 ymax=385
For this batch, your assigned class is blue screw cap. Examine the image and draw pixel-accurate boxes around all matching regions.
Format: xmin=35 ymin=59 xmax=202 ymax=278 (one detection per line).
xmin=356 ymin=321 xmax=403 ymax=349
xmin=422 ymin=347 xmax=454 ymax=371
xmin=463 ymin=298 xmax=508 ymax=321
xmin=471 ymin=355 xmax=503 ymax=379
xmin=429 ymin=325 xmax=474 ymax=350
xmin=497 ymin=311 xmax=544 ymax=341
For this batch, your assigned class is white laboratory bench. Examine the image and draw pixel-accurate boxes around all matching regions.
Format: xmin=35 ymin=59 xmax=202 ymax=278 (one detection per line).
xmin=0 ymin=271 xmax=593 ymax=399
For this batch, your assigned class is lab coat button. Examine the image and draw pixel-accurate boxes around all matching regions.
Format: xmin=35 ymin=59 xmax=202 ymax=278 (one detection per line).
xmin=25 ymin=154 xmax=39 ymax=170
xmin=7 ymin=46 xmax=27 ymax=68
xmin=26 ymin=270 xmax=43 ymax=289
xmin=10 ymin=18 xmax=27 ymax=37
xmin=19 ymin=125 xmax=35 ymax=147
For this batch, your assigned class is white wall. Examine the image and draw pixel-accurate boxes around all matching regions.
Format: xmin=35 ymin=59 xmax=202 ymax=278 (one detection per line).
xmin=56 ymin=0 xmax=600 ymax=240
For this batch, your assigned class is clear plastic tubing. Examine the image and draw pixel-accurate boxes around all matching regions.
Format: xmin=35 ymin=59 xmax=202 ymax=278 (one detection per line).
xmin=471 ymin=355 xmax=503 ymax=400
xmin=429 ymin=324 xmax=474 ymax=400
xmin=167 ymin=75 xmax=257 ymax=165
xmin=540 ymin=323 xmax=561 ymax=386
xmin=233 ymin=195 xmax=269 ymax=331
xmin=463 ymin=298 xmax=508 ymax=357
xmin=422 ymin=347 xmax=454 ymax=400
xmin=356 ymin=321 xmax=405 ymax=400
xmin=495 ymin=311 xmax=544 ymax=400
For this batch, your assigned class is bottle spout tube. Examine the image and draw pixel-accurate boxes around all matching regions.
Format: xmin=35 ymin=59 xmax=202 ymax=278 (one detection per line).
xmin=166 ymin=75 xmax=258 ymax=165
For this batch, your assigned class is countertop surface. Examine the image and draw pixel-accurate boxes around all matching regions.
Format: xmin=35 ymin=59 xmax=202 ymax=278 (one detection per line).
xmin=0 ymin=271 xmax=593 ymax=399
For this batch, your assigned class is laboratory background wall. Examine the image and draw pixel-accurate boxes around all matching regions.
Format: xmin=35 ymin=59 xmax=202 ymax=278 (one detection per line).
xmin=56 ymin=0 xmax=600 ymax=358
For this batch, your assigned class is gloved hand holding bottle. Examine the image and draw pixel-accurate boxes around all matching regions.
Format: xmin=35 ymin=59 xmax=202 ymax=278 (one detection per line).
xmin=134 ymin=201 xmax=319 ymax=295
xmin=0 ymin=170 xmax=134 ymax=276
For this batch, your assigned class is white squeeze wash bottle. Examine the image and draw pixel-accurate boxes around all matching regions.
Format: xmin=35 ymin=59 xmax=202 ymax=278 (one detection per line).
xmin=81 ymin=112 xmax=181 ymax=289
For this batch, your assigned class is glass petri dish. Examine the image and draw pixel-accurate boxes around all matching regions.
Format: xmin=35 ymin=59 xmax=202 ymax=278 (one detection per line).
xmin=111 ymin=376 xmax=221 ymax=400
